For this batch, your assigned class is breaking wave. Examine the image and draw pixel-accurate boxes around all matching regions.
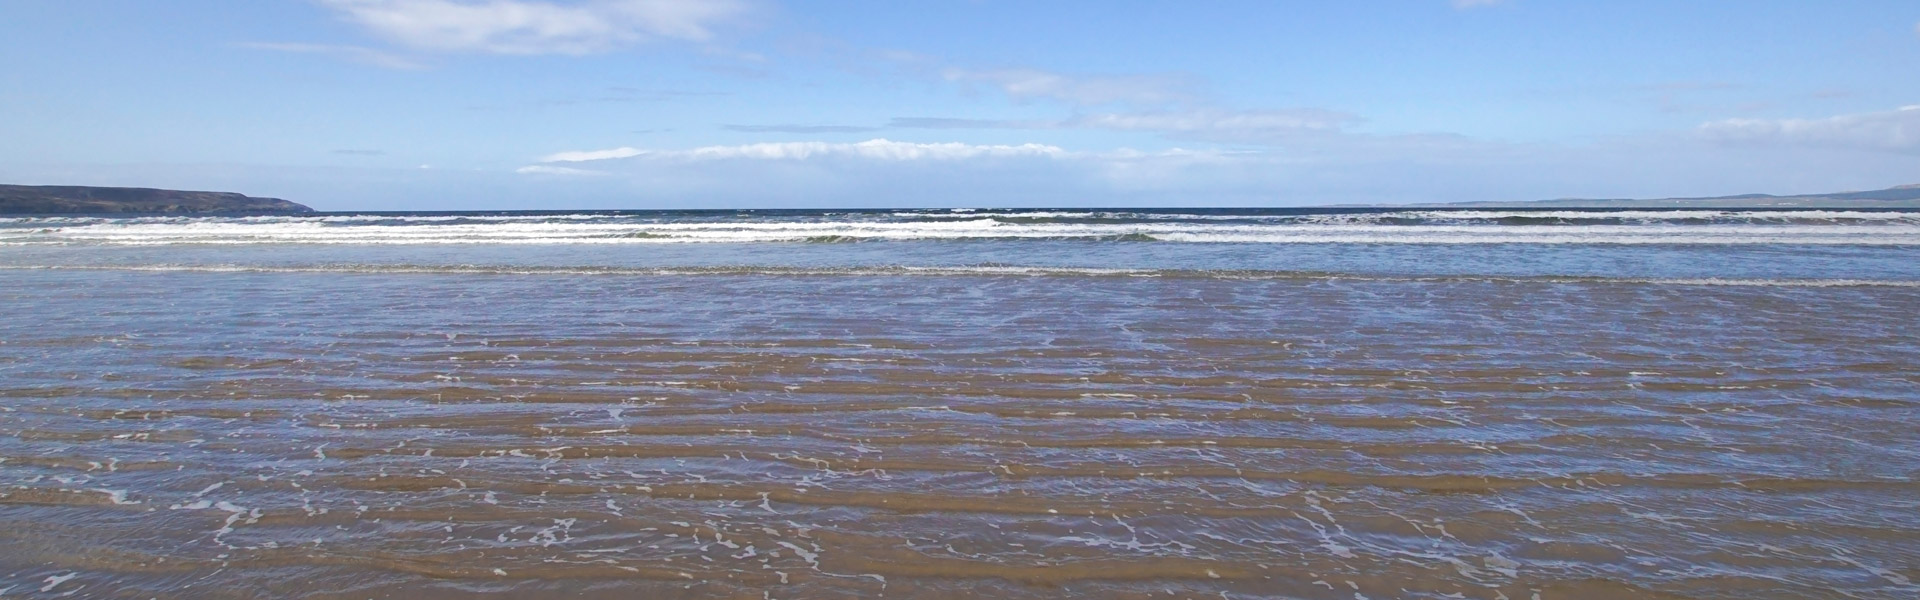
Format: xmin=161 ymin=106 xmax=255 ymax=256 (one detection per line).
xmin=3 ymin=209 xmax=1920 ymax=246
xmin=5 ymin=263 xmax=1916 ymax=286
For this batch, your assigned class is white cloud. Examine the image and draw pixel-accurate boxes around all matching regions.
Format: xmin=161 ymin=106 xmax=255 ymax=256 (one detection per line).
xmin=318 ymin=0 xmax=750 ymax=55
xmin=238 ymin=42 xmax=426 ymax=69
xmin=514 ymin=165 xmax=604 ymax=175
xmin=1452 ymin=0 xmax=1507 ymax=8
xmin=941 ymin=68 xmax=1194 ymax=106
xmin=540 ymin=147 xmax=646 ymax=162
xmin=683 ymin=139 xmax=1064 ymax=161
xmin=534 ymin=139 xmax=1066 ymax=164
xmin=1698 ymin=105 xmax=1920 ymax=153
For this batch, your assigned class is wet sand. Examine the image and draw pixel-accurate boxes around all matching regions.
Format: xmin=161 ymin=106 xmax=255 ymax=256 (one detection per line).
xmin=2 ymin=271 xmax=1918 ymax=598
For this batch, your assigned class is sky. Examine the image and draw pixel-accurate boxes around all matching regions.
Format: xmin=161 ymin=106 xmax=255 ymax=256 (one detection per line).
xmin=1 ymin=0 xmax=1918 ymax=210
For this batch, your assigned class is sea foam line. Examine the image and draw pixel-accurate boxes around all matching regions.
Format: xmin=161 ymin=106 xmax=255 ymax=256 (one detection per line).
xmin=5 ymin=209 xmax=1918 ymax=226
xmin=7 ymin=223 xmax=1920 ymax=245
xmin=3 ymin=264 xmax=1916 ymax=287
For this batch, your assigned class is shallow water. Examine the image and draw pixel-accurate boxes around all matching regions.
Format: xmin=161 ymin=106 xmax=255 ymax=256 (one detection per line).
xmin=2 ymin=209 xmax=1917 ymax=598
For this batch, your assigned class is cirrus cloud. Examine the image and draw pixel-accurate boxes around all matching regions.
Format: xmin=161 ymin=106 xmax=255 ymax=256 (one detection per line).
xmin=238 ymin=42 xmax=427 ymax=69
xmin=318 ymin=0 xmax=751 ymax=55
xmin=514 ymin=164 xmax=604 ymax=175
xmin=1698 ymin=105 xmax=1920 ymax=153
xmin=881 ymin=108 xmax=1361 ymax=144
xmin=534 ymin=139 xmax=1067 ymax=164
xmin=940 ymin=68 xmax=1197 ymax=106
xmin=540 ymin=147 xmax=647 ymax=162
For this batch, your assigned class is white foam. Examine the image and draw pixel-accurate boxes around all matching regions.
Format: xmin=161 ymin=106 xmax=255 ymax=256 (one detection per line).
xmin=5 ymin=214 xmax=1920 ymax=246
xmin=1317 ymin=209 xmax=1920 ymax=223
xmin=40 ymin=573 xmax=77 ymax=593
xmin=93 ymin=488 xmax=140 ymax=505
xmin=3 ymin=264 xmax=1915 ymax=287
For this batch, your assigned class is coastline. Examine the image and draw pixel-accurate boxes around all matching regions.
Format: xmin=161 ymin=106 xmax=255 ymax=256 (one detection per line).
xmin=0 ymin=184 xmax=312 ymax=215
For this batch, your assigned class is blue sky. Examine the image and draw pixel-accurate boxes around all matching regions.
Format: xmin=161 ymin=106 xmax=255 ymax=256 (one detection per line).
xmin=2 ymin=0 xmax=1917 ymax=210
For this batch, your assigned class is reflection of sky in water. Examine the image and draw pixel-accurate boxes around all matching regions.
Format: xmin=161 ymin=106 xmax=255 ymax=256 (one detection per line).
xmin=5 ymin=241 xmax=1920 ymax=282
xmin=1 ymin=213 xmax=1918 ymax=598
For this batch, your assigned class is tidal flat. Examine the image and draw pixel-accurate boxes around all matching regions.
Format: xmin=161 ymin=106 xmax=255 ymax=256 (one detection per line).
xmin=3 ymin=209 xmax=1918 ymax=598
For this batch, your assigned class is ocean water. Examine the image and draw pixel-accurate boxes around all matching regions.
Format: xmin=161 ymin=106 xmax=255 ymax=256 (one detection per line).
xmin=2 ymin=208 xmax=1918 ymax=599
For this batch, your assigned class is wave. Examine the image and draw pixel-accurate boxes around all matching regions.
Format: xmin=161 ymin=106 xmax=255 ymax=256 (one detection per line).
xmin=5 ymin=217 xmax=1920 ymax=245
xmin=5 ymin=209 xmax=1918 ymax=227
xmin=5 ymin=263 xmax=1916 ymax=286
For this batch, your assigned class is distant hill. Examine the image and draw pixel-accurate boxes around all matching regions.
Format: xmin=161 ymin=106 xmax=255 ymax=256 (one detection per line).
xmin=1431 ymin=184 xmax=1920 ymax=209
xmin=0 ymin=185 xmax=313 ymax=214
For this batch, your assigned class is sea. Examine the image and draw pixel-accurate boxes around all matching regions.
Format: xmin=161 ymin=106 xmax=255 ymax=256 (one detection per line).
xmin=2 ymin=208 xmax=1917 ymax=599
